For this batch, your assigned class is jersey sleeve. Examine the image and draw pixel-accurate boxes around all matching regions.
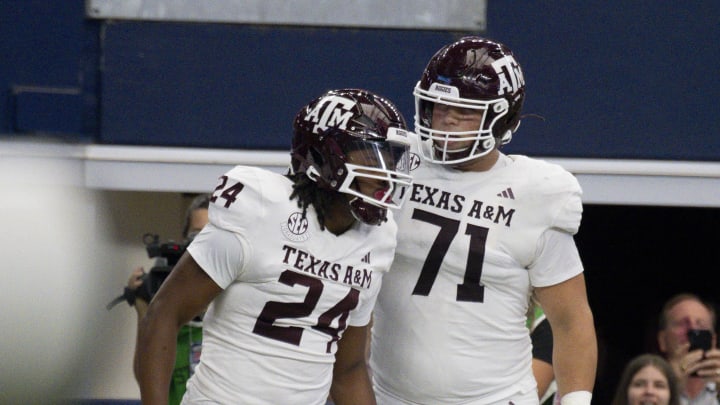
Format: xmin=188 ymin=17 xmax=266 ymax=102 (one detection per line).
xmin=515 ymin=156 xmax=583 ymax=235
xmin=529 ymin=228 xmax=584 ymax=287
xmin=547 ymin=169 xmax=583 ymax=235
xmin=207 ymin=165 xmax=290 ymax=235
xmin=517 ymin=158 xmax=584 ymax=286
xmin=186 ymin=223 xmax=246 ymax=289
xmin=347 ymin=277 xmax=383 ymax=327
xmin=348 ymin=214 xmax=396 ymax=327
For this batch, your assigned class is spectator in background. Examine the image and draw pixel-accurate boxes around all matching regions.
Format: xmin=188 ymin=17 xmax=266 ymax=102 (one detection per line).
xmin=611 ymin=353 xmax=680 ymax=405
xmin=656 ymin=293 xmax=720 ymax=405
xmin=127 ymin=193 xmax=210 ymax=405
xmin=135 ymin=88 xmax=413 ymax=405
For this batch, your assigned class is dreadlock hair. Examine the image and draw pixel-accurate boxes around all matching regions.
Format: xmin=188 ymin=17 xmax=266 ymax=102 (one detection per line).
xmin=286 ymin=172 xmax=345 ymax=231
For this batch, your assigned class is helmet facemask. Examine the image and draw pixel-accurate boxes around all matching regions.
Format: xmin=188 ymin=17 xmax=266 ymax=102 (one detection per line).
xmin=334 ymin=128 xmax=412 ymax=225
xmin=414 ymin=82 xmax=511 ymax=165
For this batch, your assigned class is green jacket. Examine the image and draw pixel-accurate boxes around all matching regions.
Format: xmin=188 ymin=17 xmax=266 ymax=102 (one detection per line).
xmin=169 ymin=324 xmax=203 ymax=405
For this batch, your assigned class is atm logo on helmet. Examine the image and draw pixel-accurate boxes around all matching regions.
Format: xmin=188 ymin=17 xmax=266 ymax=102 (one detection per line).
xmin=491 ymin=55 xmax=525 ymax=96
xmin=305 ymin=95 xmax=356 ymax=133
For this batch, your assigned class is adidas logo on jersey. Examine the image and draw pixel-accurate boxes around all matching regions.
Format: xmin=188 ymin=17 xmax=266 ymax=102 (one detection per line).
xmin=361 ymin=252 xmax=371 ymax=264
xmin=496 ymin=187 xmax=515 ymax=199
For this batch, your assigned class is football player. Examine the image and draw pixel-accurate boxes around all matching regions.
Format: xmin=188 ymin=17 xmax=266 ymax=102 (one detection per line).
xmin=135 ymin=88 xmax=413 ymax=405
xmin=369 ymin=36 xmax=597 ymax=405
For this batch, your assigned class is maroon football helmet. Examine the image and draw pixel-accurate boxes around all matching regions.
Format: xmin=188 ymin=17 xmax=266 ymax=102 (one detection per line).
xmin=414 ymin=36 xmax=526 ymax=164
xmin=291 ymin=88 xmax=412 ymax=225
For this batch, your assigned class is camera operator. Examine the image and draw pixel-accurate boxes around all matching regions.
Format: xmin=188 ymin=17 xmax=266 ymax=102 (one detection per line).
xmin=656 ymin=293 xmax=720 ymax=405
xmin=127 ymin=193 xmax=210 ymax=405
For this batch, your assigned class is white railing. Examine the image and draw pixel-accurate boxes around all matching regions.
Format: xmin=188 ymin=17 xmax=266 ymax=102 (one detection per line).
xmin=3 ymin=140 xmax=719 ymax=206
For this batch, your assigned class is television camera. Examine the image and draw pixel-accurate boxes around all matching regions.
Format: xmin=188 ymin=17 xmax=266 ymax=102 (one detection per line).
xmin=106 ymin=233 xmax=189 ymax=310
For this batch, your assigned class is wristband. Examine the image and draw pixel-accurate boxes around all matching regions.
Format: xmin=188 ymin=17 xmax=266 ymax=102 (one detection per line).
xmin=560 ymin=391 xmax=592 ymax=405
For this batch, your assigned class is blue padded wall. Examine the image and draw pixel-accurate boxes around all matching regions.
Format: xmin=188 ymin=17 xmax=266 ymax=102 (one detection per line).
xmin=99 ymin=22 xmax=460 ymax=149
xmin=487 ymin=1 xmax=720 ymax=160
xmin=0 ymin=0 xmax=99 ymax=138
xmin=1 ymin=1 xmax=719 ymax=160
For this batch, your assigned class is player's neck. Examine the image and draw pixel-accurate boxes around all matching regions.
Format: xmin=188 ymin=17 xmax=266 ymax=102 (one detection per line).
xmin=323 ymin=198 xmax=356 ymax=236
xmin=451 ymin=148 xmax=500 ymax=172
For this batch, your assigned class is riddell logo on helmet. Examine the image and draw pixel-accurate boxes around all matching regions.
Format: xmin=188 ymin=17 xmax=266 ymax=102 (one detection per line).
xmin=491 ymin=55 xmax=525 ymax=96
xmin=304 ymin=96 xmax=356 ymax=133
xmin=429 ymin=83 xmax=459 ymax=97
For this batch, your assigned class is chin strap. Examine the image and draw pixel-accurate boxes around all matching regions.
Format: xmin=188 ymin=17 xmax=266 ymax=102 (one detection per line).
xmin=499 ymin=129 xmax=513 ymax=145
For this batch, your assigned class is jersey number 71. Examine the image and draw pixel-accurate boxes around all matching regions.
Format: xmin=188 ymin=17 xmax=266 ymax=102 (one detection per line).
xmin=411 ymin=208 xmax=488 ymax=303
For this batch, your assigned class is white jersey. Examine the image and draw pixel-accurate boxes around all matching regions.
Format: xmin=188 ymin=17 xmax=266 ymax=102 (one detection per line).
xmin=371 ymin=136 xmax=584 ymax=404
xmin=183 ymin=166 xmax=397 ymax=405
